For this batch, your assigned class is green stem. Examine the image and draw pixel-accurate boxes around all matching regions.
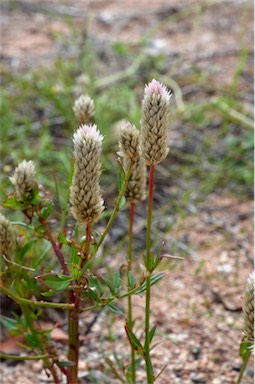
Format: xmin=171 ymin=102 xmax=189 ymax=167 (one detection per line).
xmin=127 ymin=203 xmax=136 ymax=384
xmin=92 ymin=160 xmax=133 ymax=256
xmin=0 ymin=353 xmax=48 ymax=361
xmin=81 ymin=223 xmax=92 ymax=268
xmin=237 ymin=350 xmax=251 ymax=384
xmin=0 ymin=282 xmax=74 ymax=309
xmin=145 ymin=164 xmax=155 ymax=383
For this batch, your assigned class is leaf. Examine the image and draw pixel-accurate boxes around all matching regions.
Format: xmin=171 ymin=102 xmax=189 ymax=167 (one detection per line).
xmin=0 ymin=316 xmax=18 ymax=331
xmin=119 ymin=195 xmax=126 ymax=210
xmin=37 ymin=274 xmax=73 ymax=290
xmin=113 ymin=270 xmax=121 ymax=293
xmin=107 ymin=303 xmax=125 ymax=317
xmin=78 ymin=259 xmax=93 ymax=279
xmin=40 ymin=204 xmax=53 ymax=220
xmin=240 ymin=340 xmax=253 ymax=360
xmin=125 ymin=325 xmax=143 ymax=351
xmin=128 ymin=272 xmax=136 ymax=289
xmin=58 ymin=232 xmax=69 ymax=245
xmin=2 ymin=195 xmax=24 ymax=210
xmin=134 ymin=273 xmax=165 ymax=295
xmin=70 ymin=245 xmax=81 ymax=278
xmin=87 ymin=276 xmax=104 ymax=297
xmin=18 ymin=238 xmax=38 ymax=259
xmin=101 ymin=276 xmax=115 ymax=295
xmin=41 ymin=290 xmax=56 ymax=297
xmin=117 ymin=160 xmax=125 ymax=192
xmin=33 ymin=241 xmax=51 ymax=268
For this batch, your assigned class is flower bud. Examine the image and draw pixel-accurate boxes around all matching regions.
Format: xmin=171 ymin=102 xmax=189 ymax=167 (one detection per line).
xmin=242 ymin=271 xmax=254 ymax=342
xmin=0 ymin=213 xmax=14 ymax=255
xmin=9 ymin=160 xmax=38 ymax=202
xmin=70 ymin=124 xmax=104 ymax=224
xmin=119 ymin=122 xmax=141 ymax=161
xmin=73 ymin=95 xmax=95 ymax=124
xmin=141 ymin=79 xmax=171 ymax=165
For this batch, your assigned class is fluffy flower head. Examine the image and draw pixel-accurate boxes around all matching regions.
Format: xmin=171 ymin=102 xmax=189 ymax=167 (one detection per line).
xmin=0 ymin=213 xmax=14 ymax=255
xmin=141 ymin=79 xmax=171 ymax=165
xmin=70 ymin=124 xmax=104 ymax=224
xmin=9 ymin=160 xmax=38 ymax=202
xmin=119 ymin=122 xmax=141 ymax=160
xmin=73 ymin=94 xmax=95 ymax=124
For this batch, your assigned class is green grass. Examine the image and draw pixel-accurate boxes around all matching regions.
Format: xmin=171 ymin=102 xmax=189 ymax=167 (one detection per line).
xmin=1 ymin=7 xmax=253 ymax=217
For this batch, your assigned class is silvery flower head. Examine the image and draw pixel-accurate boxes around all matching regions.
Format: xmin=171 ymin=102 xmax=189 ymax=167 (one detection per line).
xmin=70 ymin=124 xmax=104 ymax=224
xmin=118 ymin=122 xmax=141 ymax=161
xmin=73 ymin=95 xmax=95 ymax=124
xmin=141 ymin=79 xmax=171 ymax=165
xmin=0 ymin=213 xmax=14 ymax=255
xmin=124 ymin=156 xmax=147 ymax=204
xmin=9 ymin=160 xmax=38 ymax=202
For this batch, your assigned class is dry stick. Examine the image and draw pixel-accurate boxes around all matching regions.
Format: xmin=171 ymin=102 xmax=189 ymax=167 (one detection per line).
xmin=127 ymin=202 xmax=136 ymax=383
xmin=145 ymin=164 xmax=155 ymax=383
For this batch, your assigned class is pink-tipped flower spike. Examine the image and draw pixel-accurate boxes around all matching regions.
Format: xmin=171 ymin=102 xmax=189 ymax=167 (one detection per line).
xmin=141 ymin=79 xmax=171 ymax=165
xmin=0 ymin=213 xmax=14 ymax=256
xmin=70 ymin=124 xmax=104 ymax=224
xmin=10 ymin=160 xmax=38 ymax=202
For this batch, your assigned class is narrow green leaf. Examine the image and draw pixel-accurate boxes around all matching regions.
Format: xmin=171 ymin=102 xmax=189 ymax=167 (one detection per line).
xmin=107 ymin=303 xmax=125 ymax=316
xmin=34 ymin=241 xmax=51 ymax=268
xmin=144 ymin=325 xmax=157 ymax=350
xmin=125 ymin=325 xmax=143 ymax=351
xmin=40 ymin=204 xmax=53 ymax=220
xmin=58 ymin=232 xmax=69 ymax=245
xmin=128 ymin=272 xmax=136 ymax=289
xmin=87 ymin=276 xmax=104 ymax=297
xmin=117 ymin=160 xmax=125 ymax=192
xmin=101 ymin=276 xmax=115 ymax=295
xmin=113 ymin=270 xmax=120 ymax=292
xmin=41 ymin=290 xmax=56 ymax=297
xmin=119 ymin=195 xmax=126 ymax=210
xmin=134 ymin=273 xmax=165 ymax=294
xmin=70 ymin=245 xmax=81 ymax=278
xmin=0 ymin=316 xmax=18 ymax=331
xmin=78 ymin=258 xmax=93 ymax=278
xmin=18 ymin=238 xmax=38 ymax=258
xmin=38 ymin=274 xmax=73 ymax=290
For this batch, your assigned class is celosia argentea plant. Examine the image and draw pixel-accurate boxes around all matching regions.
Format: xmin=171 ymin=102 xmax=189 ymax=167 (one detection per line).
xmin=0 ymin=80 xmax=177 ymax=384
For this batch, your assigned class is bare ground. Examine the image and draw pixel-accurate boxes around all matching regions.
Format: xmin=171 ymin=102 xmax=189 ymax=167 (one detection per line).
xmin=0 ymin=0 xmax=254 ymax=383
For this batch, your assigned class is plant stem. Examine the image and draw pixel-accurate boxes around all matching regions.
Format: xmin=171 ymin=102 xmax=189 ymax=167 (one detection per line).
xmin=92 ymin=161 xmax=133 ymax=256
xmin=127 ymin=203 xmax=136 ymax=384
xmin=0 ymin=353 xmax=48 ymax=361
xmin=82 ymin=223 xmax=92 ymax=267
xmin=0 ymin=282 xmax=74 ymax=309
xmin=145 ymin=164 xmax=155 ymax=383
xmin=67 ymin=288 xmax=80 ymax=384
xmin=237 ymin=349 xmax=251 ymax=384
xmin=38 ymin=216 xmax=69 ymax=275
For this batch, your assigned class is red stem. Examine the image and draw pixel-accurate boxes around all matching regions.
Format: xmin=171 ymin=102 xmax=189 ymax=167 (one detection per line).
xmin=39 ymin=217 xmax=69 ymax=275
